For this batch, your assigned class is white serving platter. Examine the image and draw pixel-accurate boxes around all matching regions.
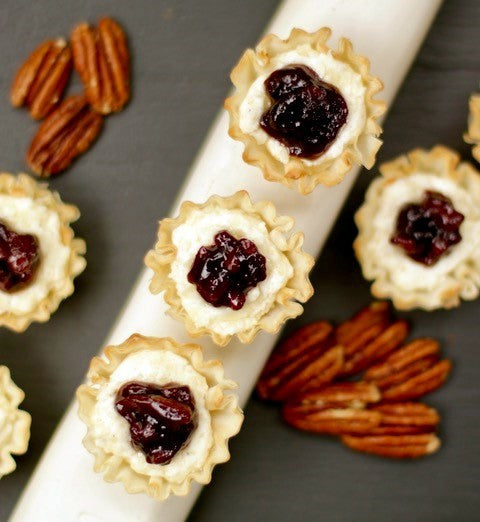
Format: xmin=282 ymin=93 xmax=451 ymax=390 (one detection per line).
xmin=10 ymin=0 xmax=442 ymax=520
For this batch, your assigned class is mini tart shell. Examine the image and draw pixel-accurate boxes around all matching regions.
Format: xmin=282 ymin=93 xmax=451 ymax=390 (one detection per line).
xmin=0 ymin=366 xmax=31 ymax=478
xmin=354 ymin=145 xmax=480 ymax=310
xmin=0 ymin=173 xmax=86 ymax=332
xmin=76 ymin=334 xmax=243 ymax=501
xmin=144 ymin=191 xmax=314 ymax=346
xmin=225 ymin=27 xmax=386 ymax=194
xmin=464 ymin=93 xmax=480 ymax=162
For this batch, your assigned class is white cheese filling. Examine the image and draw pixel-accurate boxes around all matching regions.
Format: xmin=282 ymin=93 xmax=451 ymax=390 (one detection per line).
xmin=0 ymin=195 xmax=70 ymax=315
xmin=170 ymin=208 xmax=293 ymax=336
xmin=369 ymin=173 xmax=480 ymax=292
xmin=238 ymin=45 xmax=367 ymax=165
xmin=91 ymin=350 xmax=213 ymax=481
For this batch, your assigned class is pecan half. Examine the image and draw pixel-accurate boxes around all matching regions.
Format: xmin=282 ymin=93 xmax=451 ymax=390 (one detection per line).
xmin=365 ymin=338 xmax=452 ymax=401
xmin=368 ymin=402 xmax=440 ymax=435
xmin=292 ymin=381 xmax=382 ymax=406
xmin=285 ymin=409 xmax=382 ymax=436
xmin=270 ymin=346 xmax=344 ymax=402
xmin=338 ymin=317 xmax=410 ymax=377
xmin=71 ymin=17 xmax=130 ymax=114
xmin=27 ymin=95 xmax=103 ymax=176
xmin=283 ymin=382 xmax=381 ymax=435
xmin=341 ymin=433 xmax=441 ymax=458
xmin=11 ymin=39 xmax=72 ymax=119
xmin=340 ymin=402 xmax=442 ymax=457
xmin=256 ymin=321 xmax=343 ymax=402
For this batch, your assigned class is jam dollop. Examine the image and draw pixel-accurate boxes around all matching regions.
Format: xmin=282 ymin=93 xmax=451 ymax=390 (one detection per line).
xmin=187 ymin=230 xmax=267 ymax=310
xmin=390 ymin=191 xmax=464 ymax=266
xmin=115 ymin=381 xmax=196 ymax=465
xmin=0 ymin=222 xmax=39 ymax=292
xmin=260 ymin=64 xmax=348 ymax=158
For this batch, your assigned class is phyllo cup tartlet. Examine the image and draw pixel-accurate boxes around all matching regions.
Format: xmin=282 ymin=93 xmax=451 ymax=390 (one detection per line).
xmin=355 ymin=146 xmax=480 ymax=310
xmin=0 ymin=173 xmax=86 ymax=331
xmin=145 ymin=191 xmax=314 ymax=346
xmin=225 ymin=27 xmax=386 ymax=194
xmin=77 ymin=334 xmax=243 ymax=500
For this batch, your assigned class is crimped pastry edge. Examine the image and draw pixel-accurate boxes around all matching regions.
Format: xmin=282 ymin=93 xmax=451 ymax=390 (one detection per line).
xmin=464 ymin=93 xmax=480 ymax=162
xmin=0 ymin=365 xmax=31 ymax=478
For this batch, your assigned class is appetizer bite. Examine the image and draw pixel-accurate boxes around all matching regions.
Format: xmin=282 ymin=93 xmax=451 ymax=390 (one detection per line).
xmin=0 ymin=173 xmax=85 ymax=331
xmin=77 ymin=335 xmax=243 ymax=500
xmin=145 ymin=191 xmax=314 ymax=346
xmin=355 ymin=146 xmax=480 ymax=310
xmin=225 ymin=27 xmax=386 ymax=194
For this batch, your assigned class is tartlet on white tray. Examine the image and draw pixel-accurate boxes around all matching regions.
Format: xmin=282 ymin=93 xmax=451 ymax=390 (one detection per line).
xmin=77 ymin=334 xmax=243 ymax=500
xmin=225 ymin=27 xmax=386 ymax=194
xmin=355 ymin=146 xmax=480 ymax=310
xmin=145 ymin=191 xmax=314 ymax=346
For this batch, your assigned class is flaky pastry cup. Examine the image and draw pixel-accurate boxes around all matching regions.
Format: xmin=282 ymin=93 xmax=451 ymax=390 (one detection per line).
xmin=0 ymin=366 xmax=31 ymax=478
xmin=0 ymin=173 xmax=86 ymax=332
xmin=144 ymin=191 xmax=314 ymax=346
xmin=354 ymin=146 xmax=480 ymax=310
xmin=464 ymin=93 xmax=480 ymax=162
xmin=76 ymin=334 xmax=243 ymax=501
xmin=225 ymin=27 xmax=386 ymax=194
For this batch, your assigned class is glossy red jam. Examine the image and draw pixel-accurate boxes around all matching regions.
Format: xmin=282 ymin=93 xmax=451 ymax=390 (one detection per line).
xmin=187 ymin=230 xmax=267 ymax=310
xmin=0 ymin=222 xmax=39 ymax=292
xmin=390 ymin=191 xmax=464 ymax=266
xmin=115 ymin=381 xmax=196 ymax=465
xmin=260 ymin=64 xmax=348 ymax=158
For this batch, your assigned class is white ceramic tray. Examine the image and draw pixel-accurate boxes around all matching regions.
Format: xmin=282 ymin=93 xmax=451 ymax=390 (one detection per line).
xmin=10 ymin=1 xmax=442 ymax=520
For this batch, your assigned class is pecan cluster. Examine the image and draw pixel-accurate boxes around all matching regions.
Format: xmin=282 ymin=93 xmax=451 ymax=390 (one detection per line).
xmin=257 ymin=302 xmax=452 ymax=459
xmin=10 ymin=17 xmax=130 ymax=177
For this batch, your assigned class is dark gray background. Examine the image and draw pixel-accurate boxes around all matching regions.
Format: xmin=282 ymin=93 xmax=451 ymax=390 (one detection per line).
xmin=0 ymin=1 xmax=478 ymax=520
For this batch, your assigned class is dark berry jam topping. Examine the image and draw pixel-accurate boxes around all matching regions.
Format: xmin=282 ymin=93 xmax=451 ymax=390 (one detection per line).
xmin=260 ymin=64 xmax=348 ymax=159
xmin=0 ymin=222 xmax=39 ymax=292
xmin=391 ymin=191 xmax=464 ymax=266
xmin=187 ymin=230 xmax=267 ymax=310
xmin=115 ymin=381 xmax=196 ymax=465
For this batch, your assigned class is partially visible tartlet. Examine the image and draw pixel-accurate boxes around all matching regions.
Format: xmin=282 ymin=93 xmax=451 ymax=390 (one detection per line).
xmin=145 ymin=191 xmax=314 ymax=346
xmin=77 ymin=334 xmax=243 ymax=501
xmin=355 ymin=146 xmax=480 ymax=310
xmin=0 ymin=173 xmax=86 ymax=331
xmin=464 ymin=93 xmax=480 ymax=162
xmin=0 ymin=365 xmax=31 ymax=479
xmin=225 ymin=27 xmax=386 ymax=194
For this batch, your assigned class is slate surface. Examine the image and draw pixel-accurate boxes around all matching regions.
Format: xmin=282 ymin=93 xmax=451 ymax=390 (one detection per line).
xmin=0 ymin=1 xmax=479 ymax=521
